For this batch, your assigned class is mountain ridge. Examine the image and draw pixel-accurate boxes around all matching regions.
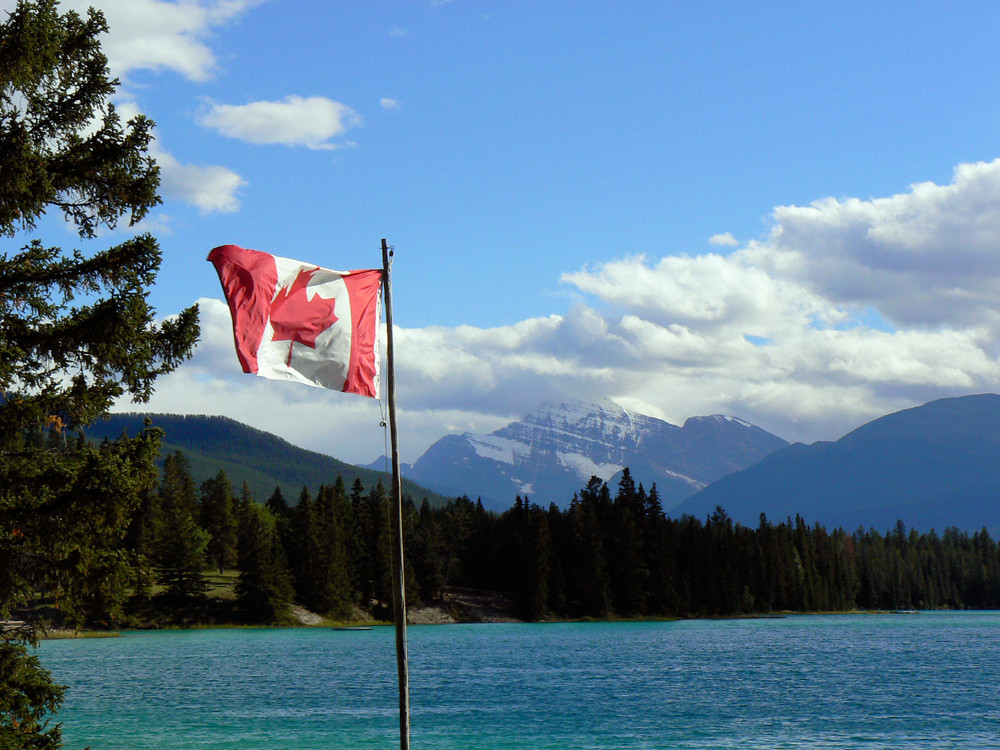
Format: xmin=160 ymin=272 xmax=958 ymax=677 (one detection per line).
xmin=405 ymin=400 xmax=789 ymax=509
xmin=675 ymin=393 xmax=1000 ymax=532
xmin=85 ymin=413 xmax=452 ymax=506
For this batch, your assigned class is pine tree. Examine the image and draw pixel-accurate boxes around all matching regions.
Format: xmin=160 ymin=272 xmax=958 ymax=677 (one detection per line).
xmin=521 ymin=503 xmax=552 ymax=620
xmin=345 ymin=478 xmax=367 ymax=595
xmin=287 ymin=487 xmax=319 ymax=607
xmin=0 ymin=1 xmax=198 ymax=745
xmin=154 ymin=499 xmax=209 ymax=603
xmin=641 ymin=483 xmax=676 ymax=615
xmin=200 ymin=471 xmax=237 ymax=574
xmin=152 ymin=452 xmax=208 ymax=601
xmin=608 ymin=469 xmax=648 ymax=615
xmin=566 ymin=488 xmax=611 ymax=617
xmin=265 ymin=486 xmax=290 ymax=519
xmin=358 ymin=482 xmax=393 ymax=613
xmin=0 ymin=632 xmax=65 ymax=750
xmin=123 ymin=488 xmax=159 ymax=600
xmin=413 ymin=500 xmax=446 ymax=603
xmin=235 ymin=502 xmax=294 ymax=623
xmin=159 ymin=451 xmax=198 ymax=517
xmin=311 ymin=480 xmax=354 ymax=617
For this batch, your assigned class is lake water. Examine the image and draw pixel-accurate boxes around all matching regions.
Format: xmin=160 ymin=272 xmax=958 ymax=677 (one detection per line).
xmin=38 ymin=612 xmax=1000 ymax=749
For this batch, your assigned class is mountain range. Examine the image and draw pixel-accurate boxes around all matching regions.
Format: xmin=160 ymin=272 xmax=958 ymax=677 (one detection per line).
xmin=92 ymin=394 xmax=1000 ymax=533
xmin=403 ymin=400 xmax=789 ymax=509
xmin=675 ymin=393 xmax=1000 ymax=533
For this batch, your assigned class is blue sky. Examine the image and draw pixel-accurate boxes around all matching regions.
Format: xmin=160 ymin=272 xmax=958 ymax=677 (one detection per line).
xmin=10 ymin=0 xmax=1000 ymax=465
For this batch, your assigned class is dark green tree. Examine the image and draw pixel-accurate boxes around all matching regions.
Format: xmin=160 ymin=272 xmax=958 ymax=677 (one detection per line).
xmin=152 ymin=452 xmax=207 ymax=601
xmin=158 ymin=450 xmax=198 ymax=517
xmin=122 ymin=487 xmax=159 ymax=601
xmin=565 ymin=482 xmax=612 ymax=617
xmin=0 ymin=1 xmax=198 ymax=745
xmin=607 ymin=469 xmax=648 ymax=615
xmin=412 ymin=499 xmax=446 ymax=603
xmin=200 ymin=471 xmax=237 ymax=574
xmin=154 ymin=500 xmax=209 ymax=603
xmin=0 ymin=628 xmax=64 ymax=750
xmin=518 ymin=501 xmax=553 ymax=620
xmin=287 ymin=487 xmax=319 ymax=606
xmin=235 ymin=501 xmax=293 ymax=623
xmin=265 ymin=485 xmax=290 ymax=519
xmin=310 ymin=480 xmax=355 ymax=617
xmin=355 ymin=481 xmax=393 ymax=613
xmin=641 ymin=484 xmax=676 ymax=614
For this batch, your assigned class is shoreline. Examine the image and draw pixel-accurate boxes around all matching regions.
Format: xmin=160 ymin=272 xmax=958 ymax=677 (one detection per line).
xmin=38 ymin=607 xmax=938 ymax=639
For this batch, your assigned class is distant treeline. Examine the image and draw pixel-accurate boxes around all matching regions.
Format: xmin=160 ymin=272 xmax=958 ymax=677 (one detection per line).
xmin=425 ymin=470 xmax=1000 ymax=619
xmin=105 ymin=454 xmax=1000 ymax=626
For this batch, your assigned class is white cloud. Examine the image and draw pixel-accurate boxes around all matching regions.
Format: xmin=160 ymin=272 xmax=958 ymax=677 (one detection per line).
xmin=743 ymin=158 xmax=1000 ymax=329
xmin=154 ymin=146 xmax=245 ymax=213
xmin=709 ymin=232 xmax=738 ymax=247
xmin=562 ymin=253 xmax=842 ymax=337
xmin=144 ymin=158 xmax=1000 ymax=464
xmin=381 ymin=98 xmax=402 ymax=111
xmin=198 ymin=96 xmax=362 ymax=150
xmin=56 ymin=0 xmax=263 ymax=81
xmin=114 ymin=99 xmax=245 ymax=213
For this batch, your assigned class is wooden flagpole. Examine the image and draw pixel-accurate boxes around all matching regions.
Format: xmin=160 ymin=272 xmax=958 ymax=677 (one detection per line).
xmin=382 ymin=238 xmax=410 ymax=750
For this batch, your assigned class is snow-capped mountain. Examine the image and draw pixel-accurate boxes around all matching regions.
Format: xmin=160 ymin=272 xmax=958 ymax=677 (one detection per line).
xmin=404 ymin=401 xmax=788 ymax=510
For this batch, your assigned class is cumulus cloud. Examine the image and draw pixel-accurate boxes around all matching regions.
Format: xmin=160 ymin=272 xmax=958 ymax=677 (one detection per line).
xmin=562 ymin=253 xmax=842 ymax=338
xmin=198 ymin=96 xmax=362 ymax=149
xmin=154 ymin=147 xmax=245 ymax=213
xmin=744 ymin=158 xmax=1000 ymax=329
xmin=380 ymin=98 xmax=402 ymax=111
xmin=143 ymin=158 xmax=1000 ymax=463
xmin=56 ymin=0 xmax=262 ymax=81
xmin=115 ymin=99 xmax=246 ymax=213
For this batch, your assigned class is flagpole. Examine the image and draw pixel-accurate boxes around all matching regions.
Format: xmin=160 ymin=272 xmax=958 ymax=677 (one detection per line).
xmin=382 ymin=238 xmax=410 ymax=750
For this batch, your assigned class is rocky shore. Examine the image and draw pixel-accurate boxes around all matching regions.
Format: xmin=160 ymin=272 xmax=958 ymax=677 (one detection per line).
xmin=290 ymin=588 xmax=522 ymax=627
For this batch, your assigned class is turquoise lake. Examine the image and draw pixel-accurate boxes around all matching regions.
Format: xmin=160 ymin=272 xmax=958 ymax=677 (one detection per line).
xmin=38 ymin=612 xmax=1000 ymax=749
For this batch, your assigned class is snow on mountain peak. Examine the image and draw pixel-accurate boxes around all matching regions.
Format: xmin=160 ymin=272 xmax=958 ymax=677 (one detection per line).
xmin=524 ymin=399 xmax=659 ymax=447
xmin=685 ymin=414 xmax=755 ymax=428
xmin=406 ymin=398 xmax=788 ymax=511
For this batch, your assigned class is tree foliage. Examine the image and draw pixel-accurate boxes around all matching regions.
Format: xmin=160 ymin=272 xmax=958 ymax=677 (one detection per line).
xmin=0 ymin=0 xmax=158 ymax=237
xmin=405 ymin=480 xmax=1000 ymax=620
xmin=200 ymin=471 xmax=237 ymax=574
xmin=0 ymin=629 xmax=64 ymax=750
xmin=235 ymin=498 xmax=293 ymax=623
xmin=115 ymin=445 xmax=1000 ymax=625
xmin=0 ymin=1 xmax=199 ymax=745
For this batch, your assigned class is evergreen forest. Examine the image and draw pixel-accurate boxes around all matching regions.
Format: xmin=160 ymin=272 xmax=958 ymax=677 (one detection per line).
xmin=67 ymin=454 xmax=1000 ymax=628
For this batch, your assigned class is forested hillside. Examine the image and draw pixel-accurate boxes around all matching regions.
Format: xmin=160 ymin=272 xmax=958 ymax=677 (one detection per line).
xmin=86 ymin=413 xmax=451 ymax=507
xmin=677 ymin=394 xmax=1000 ymax=532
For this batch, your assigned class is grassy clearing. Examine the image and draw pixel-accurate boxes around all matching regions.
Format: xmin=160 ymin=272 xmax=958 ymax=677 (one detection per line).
xmin=203 ymin=569 xmax=239 ymax=600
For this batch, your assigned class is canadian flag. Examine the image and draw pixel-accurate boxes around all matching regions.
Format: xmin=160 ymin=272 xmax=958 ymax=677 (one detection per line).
xmin=208 ymin=244 xmax=382 ymax=398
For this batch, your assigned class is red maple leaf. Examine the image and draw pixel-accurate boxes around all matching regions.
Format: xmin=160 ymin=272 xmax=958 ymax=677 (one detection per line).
xmin=270 ymin=267 xmax=338 ymax=365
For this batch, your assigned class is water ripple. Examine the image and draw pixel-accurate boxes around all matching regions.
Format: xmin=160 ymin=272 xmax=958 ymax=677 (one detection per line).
xmin=39 ymin=612 xmax=1000 ymax=749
